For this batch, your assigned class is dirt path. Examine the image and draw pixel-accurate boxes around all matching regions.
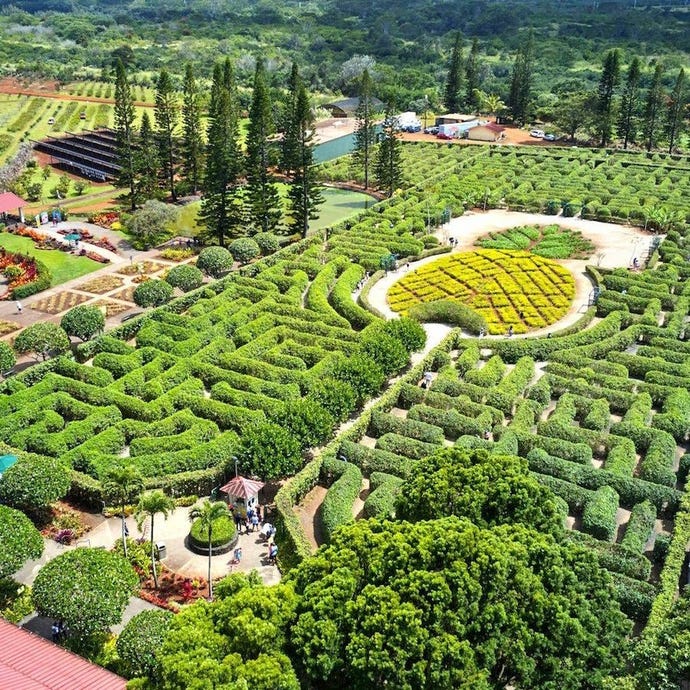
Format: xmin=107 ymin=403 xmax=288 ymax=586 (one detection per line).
xmin=293 ymin=485 xmax=328 ymax=550
xmin=366 ymin=210 xmax=658 ymax=337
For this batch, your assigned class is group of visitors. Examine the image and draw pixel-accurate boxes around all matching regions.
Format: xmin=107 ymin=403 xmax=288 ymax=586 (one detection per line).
xmin=51 ymin=620 xmax=68 ymax=643
xmin=231 ymin=504 xmax=262 ymax=535
xmin=228 ymin=503 xmax=279 ymax=566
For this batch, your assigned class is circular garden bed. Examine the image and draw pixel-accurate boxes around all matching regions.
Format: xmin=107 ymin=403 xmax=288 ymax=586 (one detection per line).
xmin=387 ymin=249 xmax=575 ymax=334
xmin=187 ymin=515 xmax=237 ymax=556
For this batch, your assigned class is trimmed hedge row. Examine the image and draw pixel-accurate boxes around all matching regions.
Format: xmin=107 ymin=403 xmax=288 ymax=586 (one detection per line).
xmin=368 ymin=410 xmax=445 ymax=445
xmin=582 ymin=485 xmax=620 ymax=541
xmin=320 ymin=456 xmax=363 ymax=542
xmin=362 ymin=472 xmax=403 ymax=518
xmin=620 ymin=500 xmax=657 ymax=554
xmin=329 ymin=264 xmax=376 ymax=330
xmin=566 ymin=531 xmax=652 ymax=581
xmin=339 ymin=440 xmax=413 ymax=478
xmin=526 ymin=448 xmax=681 ymax=514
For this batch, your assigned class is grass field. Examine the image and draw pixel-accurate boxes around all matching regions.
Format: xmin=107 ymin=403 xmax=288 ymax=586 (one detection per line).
xmin=0 ymin=233 xmax=104 ymax=286
xmin=171 ymin=187 xmax=375 ymax=237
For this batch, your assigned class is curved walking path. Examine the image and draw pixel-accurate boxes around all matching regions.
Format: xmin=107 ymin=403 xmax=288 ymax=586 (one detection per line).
xmin=367 ymin=210 xmax=659 ymax=337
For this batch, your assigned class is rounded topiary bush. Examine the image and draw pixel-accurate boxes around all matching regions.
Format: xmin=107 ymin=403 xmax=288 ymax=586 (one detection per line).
xmin=253 ymin=232 xmax=280 ymax=255
xmin=189 ymin=515 xmax=236 ymax=553
xmin=0 ymin=341 xmax=16 ymax=373
xmin=133 ymin=279 xmax=174 ymax=308
xmin=164 ymin=264 xmax=204 ymax=292
xmin=229 ymin=237 xmax=260 ymax=264
xmin=197 ymin=246 xmax=233 ymax=277
xmin=60 ymin=305 xmax=105 ymax=341
xmin=117 ymin=609 xmax=174 ymax=679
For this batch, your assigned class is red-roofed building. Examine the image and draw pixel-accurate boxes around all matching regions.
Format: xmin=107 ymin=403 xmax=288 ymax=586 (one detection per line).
xmin=0 ymin=192 xmax=27 ymax=223
xmin=220 ymin=475 xmax=265 ymax=512
xmin=468 ymin=122 xmax=507 ymax=142
xmin=0 ymin=618 xmax=126 ymax=690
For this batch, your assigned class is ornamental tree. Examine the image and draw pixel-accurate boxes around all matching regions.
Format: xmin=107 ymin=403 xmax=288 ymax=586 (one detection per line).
xmin=237 ymin=422 xmax=302 ymax=479
xmin=117 ymin=609 xmax=174 ymax=679
xmin=253 ymin=232 xmax=280 ymax=255
xmin=306 ymin=377 xmax=357 ymax=423
xmin=360 ymin=328 xmax=409 ymax=376
xmin=397 ymin=449 xmax=563 ymax=536
xmin=229 ymin=237 xmax=260 ymax=264
xmin=32 ymin=548 xmax=138 ymax=638
xmin=60 ymin=305 xmax=105 ymax=341
xmin=382 ymin=317 xmax=427 ymax=353
xmin=197 ymin=245 xmax=233 ymax=277
xmin=290 ymin=517 xmax=630 ymax=690
xmin=13 ymin=322 xmax=70 ymax=361
xmin=125 ymin=199 xmax=178 ymax=249
xmin=164 ymin=264 xmax=204 ymax=292
xmin=133 ymin=279 xmax=174 ymax=308
xmin=0 ymin=505 xmax=43 ymax=578
xmin=0 ymin=454 xmax=70 ymax=511
xmin=330 ymin=353 xmax=385 ymax=406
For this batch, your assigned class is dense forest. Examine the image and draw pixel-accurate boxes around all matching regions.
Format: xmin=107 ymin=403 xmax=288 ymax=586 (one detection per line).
xmin=2 ymin=0 xmax=690 ymax=114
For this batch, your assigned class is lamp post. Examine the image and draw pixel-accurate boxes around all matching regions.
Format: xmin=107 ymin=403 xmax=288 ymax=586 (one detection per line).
xmin=423 ymin=95 xmax=429 ymax=131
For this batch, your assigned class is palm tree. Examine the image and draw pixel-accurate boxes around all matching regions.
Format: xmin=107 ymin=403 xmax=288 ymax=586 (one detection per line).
xmin=189 ymin=499 xmax=230 ymax=600
xmin=135 ymin=490 xmax=175 ymax=589
xmin=474 ymin=89 xmax=507 ymax=120
xmin=103 ymin=465 xmax=144 ymax=560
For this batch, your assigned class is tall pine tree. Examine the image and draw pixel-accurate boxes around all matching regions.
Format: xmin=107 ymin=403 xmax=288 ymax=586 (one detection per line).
xmin=287 ymin=76 xmax=323 ymax=238
xmin=154 ymin=69 xmax=179 ymax=201
xmin=114 ymin=58 xmax=136 ymax=211
xmin=444 ymin=33 xmax=464 ymax=113
xmin=376 ymin=110 xmax=402 ymax=198
xmin=596 ymin=49 xmax=621 ymax=147
xmin=508 ymin=31 xmax=534 ymax=126
xmin=465 ymin=38 xmax=481 ymax=112
xmin=617 ymin=57 xmax=641 ymax=149
xmin=281 ymin=62 xmax=301 ymax=175
xmin=200 ymin=62 xmax=242 ymax=246
xmin=666 ymin=68 xmax=686 ymax=154
xmin=643 ymin=64 xmax=665 ymax=152
xmin=181 ymin=64 xmax=204 ymax=194
xmin=245 ymin=58 xmax=281 ymax=233
xmin=134 ymin=111 xmax=158 ymax=203
xmin=352 ymin=69 xmax=377 ymax=190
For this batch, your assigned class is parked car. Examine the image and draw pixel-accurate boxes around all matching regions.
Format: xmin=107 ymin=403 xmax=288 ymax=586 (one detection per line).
xmin=436 ymin=131 xmax=453 ymax=140
xmin=424 ymin=126 xmax=439 ymax=135
xmin=401 ymin=124 xmax=421 ymax=133
xmin=529 ymin=129 xmax=545 ymax=138
xmin=544 ymin=133 xmax=556 ymax=141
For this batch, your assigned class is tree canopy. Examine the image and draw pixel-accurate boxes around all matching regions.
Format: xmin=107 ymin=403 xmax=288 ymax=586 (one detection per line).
xmin=32 ymin=547 xmax=138 ymax=638
xmin=0 ymin=504 xmax=43 ymax=579
xmin=0 ymin=453 xmax=70 ymax=511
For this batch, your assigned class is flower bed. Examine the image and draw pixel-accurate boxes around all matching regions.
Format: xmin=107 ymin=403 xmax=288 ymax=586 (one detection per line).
xmin=476 ymin=224 xmax=595 ymax=260
xmin=0 ymin=248 xmax=52 ymax=300
xmin=388 ymin=249 xmax=575 ymax=334
xmin=89 ymin=212 xmax=120 ymax=229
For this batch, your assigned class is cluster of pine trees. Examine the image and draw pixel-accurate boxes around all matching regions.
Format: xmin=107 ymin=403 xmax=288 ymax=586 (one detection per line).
xmin=113 ymin=58 xmax=323 ymax=246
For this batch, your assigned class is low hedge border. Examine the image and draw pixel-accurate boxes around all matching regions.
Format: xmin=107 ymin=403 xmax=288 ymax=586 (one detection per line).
xmin=320 ymin=457 xmax=363 ymax=542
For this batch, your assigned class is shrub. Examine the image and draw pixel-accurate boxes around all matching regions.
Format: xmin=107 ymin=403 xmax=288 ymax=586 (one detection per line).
xmin=237 ymin=422 xmax=302 ymax=479
xmin=306 ymin=377 xmax=357 ymax=423
xmin=14 ymin=323 xmax=70 ymax=361
xmin=0 ymin=504 xmax=43 ymax=578
xmin=382 ymin=317 xmax=426 ymax=353
xmin=360 ymin=329 xmax=409 ymax=375
xmin=229 ymin=237 xmax=261 ymax=264
xmin=274 ymin=399 xmax=336 ymax=450
xmin=320 ymin=457 xmax=362 ymax=541
xmin=164 ymin=265 xmax=204 ymax=292
xmin=0 ymin=454 xmax=70 ymax=511
xmin=117 ymin=609 xmax=173 ymax=679
xmin=408 ymin=299 xmax=486 ymax=335
xmin=60 ymin=305 xmax=105 ymax=342
xmin=32 ymin=548 xmax=138 ymax=638
xmin=363 ymin=472 xmax=404 ymax=518
xmin=330 ymin=353 xmax=386 ymax=405
xmin=133 ymin=280 xmax=174 ymax=308
xmin=0 ymin=342 xmax=16 ymax=373
xmin=189 ymin=514 xmax=236 ymax=548
xmin=197 ymin=246 xmax=233 ymax=277
xmin=253 ymin=232 xmax=280 ymax=255
xmin=581 ymin=486 xmax=620 ymax=541
xmin=620 ymin=501 xmax=657 ymax=554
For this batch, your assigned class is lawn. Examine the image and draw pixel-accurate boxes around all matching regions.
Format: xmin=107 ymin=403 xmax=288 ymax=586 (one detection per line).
xmin=0 ymin=233 xmax=104 ymax=286
xmin=171 ymin=187 xmax=375 ymax=237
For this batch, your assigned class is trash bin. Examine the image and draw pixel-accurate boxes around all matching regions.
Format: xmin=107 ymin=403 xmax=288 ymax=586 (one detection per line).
xmin=155 ymin=542 xmax=166 ymax=560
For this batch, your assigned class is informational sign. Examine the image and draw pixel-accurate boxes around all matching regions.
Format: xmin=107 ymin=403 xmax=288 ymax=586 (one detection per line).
xmin=34 ymin=214 xmax=41 ymax=227
xmin=40 ymin=212 xmax=49 ymax=225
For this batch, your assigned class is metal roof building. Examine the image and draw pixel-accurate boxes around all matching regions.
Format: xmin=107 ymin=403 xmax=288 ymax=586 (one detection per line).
xmin=0 ymin=618 xmax=127 ymax=690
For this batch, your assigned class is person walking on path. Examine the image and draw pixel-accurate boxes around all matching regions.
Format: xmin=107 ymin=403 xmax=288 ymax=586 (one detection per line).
xmin=15 ymin=301 xmax=22 ymax=314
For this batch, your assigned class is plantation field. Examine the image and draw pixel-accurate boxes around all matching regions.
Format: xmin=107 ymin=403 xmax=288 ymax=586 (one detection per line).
xmin=388 ymin=250 xmax=575 ymax=334
xmin=0 ymin=232 xmax=103 ymax=285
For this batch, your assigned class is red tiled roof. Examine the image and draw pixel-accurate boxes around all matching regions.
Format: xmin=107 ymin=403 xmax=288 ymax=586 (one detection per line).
xmin=474 ymin=122 xmax=505 ymax=133
xmin=0 ymin=192 xmax=27 ymax=214
xmin=0 ymin=619 xmax=126 ymax=690
xmin=220 ymin=475 xmax=265 ymax=500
